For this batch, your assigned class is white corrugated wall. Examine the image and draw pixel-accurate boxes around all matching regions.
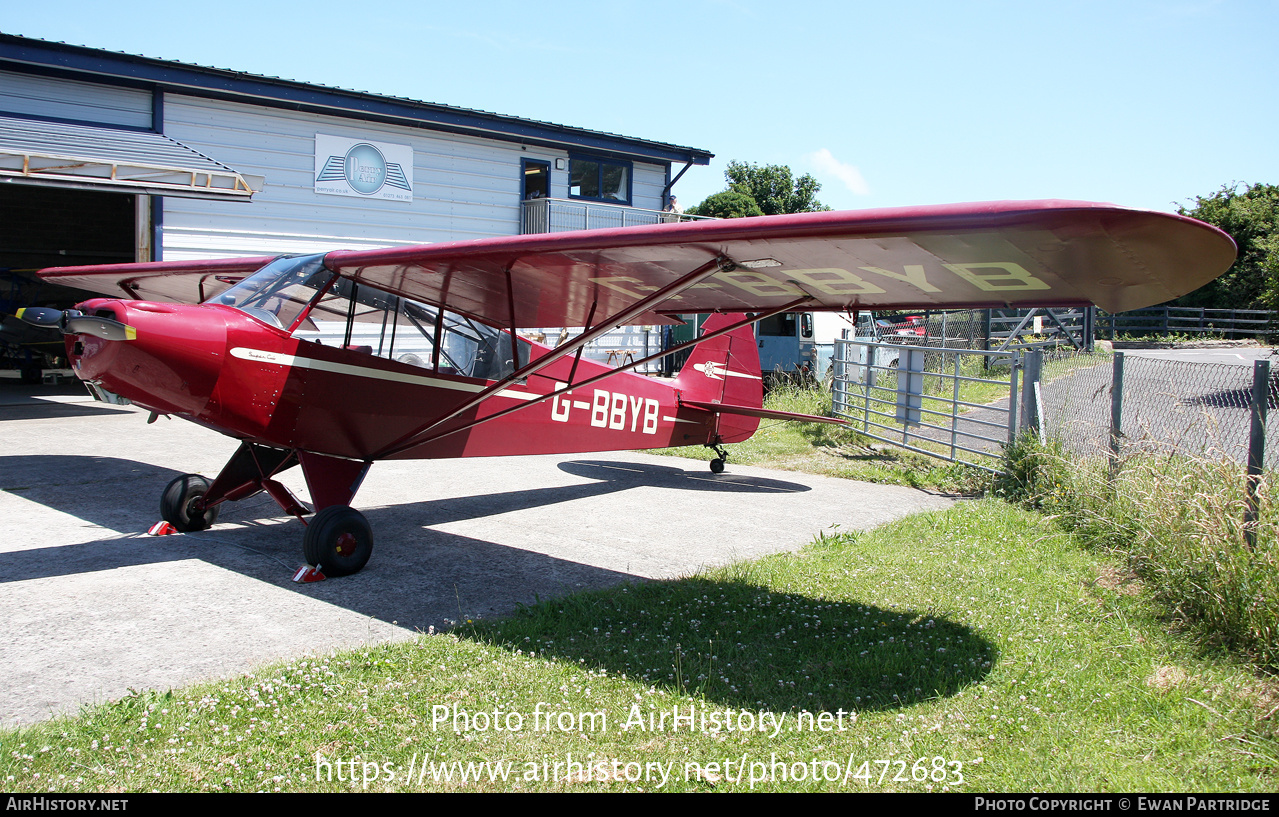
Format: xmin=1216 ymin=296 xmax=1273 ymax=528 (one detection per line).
xmin=0 ymin=69 xmax=152 ymax=128
xmin=161 ymin=94 xmax=668 ymax=260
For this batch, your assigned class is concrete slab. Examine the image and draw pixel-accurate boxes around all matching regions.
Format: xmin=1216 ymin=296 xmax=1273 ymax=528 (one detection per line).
xmin=0 ymin=382 xmax=954 ymax=726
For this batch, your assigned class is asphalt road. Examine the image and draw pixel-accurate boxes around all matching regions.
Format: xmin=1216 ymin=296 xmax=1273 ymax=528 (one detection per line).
xmin=0 ymin=380 xmax=954 ymax=727
xmin=1119 ymin=347 xmax=1276 ymax=366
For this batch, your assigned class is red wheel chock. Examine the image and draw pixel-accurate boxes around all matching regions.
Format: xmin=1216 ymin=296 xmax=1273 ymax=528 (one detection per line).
xmin=292 ymin=565 xmax=327 ymax=583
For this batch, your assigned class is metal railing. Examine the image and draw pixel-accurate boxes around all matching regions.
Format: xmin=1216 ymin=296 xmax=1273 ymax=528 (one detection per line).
xmin=520 ymin=197 xmax=714 ymax=234
xmin=832 ymin=338 xmax=1024 ymax=471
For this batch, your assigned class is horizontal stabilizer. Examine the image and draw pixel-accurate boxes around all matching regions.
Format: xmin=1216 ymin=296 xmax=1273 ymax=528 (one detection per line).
xmin=679 ymin=398 xmax=848 ymax=426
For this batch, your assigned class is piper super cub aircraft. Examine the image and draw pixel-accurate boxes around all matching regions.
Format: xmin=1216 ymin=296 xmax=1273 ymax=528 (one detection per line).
xmin=17 ymin=201 xmax=1235 ymax=578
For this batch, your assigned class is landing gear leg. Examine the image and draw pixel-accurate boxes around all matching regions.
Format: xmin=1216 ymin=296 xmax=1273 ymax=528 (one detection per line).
xmin=706 ymin=441 xmax=729 ymax=474
xmin=298 ymin=452 xmax=374 ymax=576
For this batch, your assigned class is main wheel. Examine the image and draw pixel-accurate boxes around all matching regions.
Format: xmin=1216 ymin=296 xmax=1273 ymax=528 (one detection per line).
xmin=709 ymin=458 xmax=725 ymax=474
xmin=160 ymin=474 xmax=219 ymax=531
xmin=303 ymin=505 xmax=373 ymax=577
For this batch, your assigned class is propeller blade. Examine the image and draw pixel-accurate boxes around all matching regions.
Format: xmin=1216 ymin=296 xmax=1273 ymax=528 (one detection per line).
xmin=64 ymin=315 xmax=137 ymax=342
xmin=15 ymin=307 xmax=64 ymax=328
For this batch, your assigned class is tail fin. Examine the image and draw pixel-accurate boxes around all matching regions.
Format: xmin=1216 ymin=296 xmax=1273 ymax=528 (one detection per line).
xmin=673 ymin=313 xmax=763 ymax=443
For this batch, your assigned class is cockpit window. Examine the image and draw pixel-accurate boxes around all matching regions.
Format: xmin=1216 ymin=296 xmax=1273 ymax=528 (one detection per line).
xmin=208 ymin=254 xmax=334 ymax=331
xmin=211 ymin=254 xmax=531 ymax=381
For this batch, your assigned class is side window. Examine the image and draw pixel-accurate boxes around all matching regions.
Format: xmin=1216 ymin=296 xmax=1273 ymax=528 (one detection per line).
xmin=756 ymin=313 xmax=798 ymax=338
xmin=291 ymin=279 xmax=531 ymax=381
xmin=523 ymin=159 xmax=550 ymax=199
xmin=568 ymin=156 xmax=630 ymax=203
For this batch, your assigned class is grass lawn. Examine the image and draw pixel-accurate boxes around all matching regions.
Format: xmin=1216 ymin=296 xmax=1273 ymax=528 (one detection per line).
xmin=3 ymin=499 xmax=1274 ymax=792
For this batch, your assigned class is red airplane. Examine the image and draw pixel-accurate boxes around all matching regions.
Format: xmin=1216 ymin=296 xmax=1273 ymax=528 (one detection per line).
xmin=17 ymin=201 xmax=1235 ymax=578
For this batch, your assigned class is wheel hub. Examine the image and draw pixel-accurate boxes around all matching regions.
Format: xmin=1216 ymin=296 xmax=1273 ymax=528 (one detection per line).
xmin=335 ymin=532 xmax=358 ymax=557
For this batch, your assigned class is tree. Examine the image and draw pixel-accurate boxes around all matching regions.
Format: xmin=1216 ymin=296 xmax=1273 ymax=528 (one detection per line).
xmin=1174 ymin=183 xmax=1279 ymax=310
xmin=685 ymin=190 xmax=763 ymax=219
xmin=688 ymin=160 xmax=831 ymax=218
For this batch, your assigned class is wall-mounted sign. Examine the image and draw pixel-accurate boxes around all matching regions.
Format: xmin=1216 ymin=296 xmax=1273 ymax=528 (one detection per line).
xmin=314 ymin=134 xmax=413 ymax=201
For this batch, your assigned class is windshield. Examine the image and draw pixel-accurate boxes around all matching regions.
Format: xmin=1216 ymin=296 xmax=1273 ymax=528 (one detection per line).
xmin=206 ymin=254 xmax=335 ymax=330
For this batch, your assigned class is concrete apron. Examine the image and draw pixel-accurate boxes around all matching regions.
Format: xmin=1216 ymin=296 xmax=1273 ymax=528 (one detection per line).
xmin=0 ymin=384 xmax=954 ymax=726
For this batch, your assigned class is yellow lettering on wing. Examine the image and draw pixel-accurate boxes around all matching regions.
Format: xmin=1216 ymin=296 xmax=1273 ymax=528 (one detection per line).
xmin=786 ymin=268 xmax=886 ymax=296
xmin=859 ymin=264 xmax=941 ymax=293
xmin=589 ymin=276 xmax=659 ymax=299
xmin=713 ymin=270 xmax=805 ymax=297
xmin=943 ymin=262 xmax=1051 ymax=291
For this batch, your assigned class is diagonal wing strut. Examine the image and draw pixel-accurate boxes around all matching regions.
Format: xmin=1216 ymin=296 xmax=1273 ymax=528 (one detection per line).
xmin=373 ymin=295 xmax=813 ymax=457
xmin=371 ymin=254 xmax=774 ymax=459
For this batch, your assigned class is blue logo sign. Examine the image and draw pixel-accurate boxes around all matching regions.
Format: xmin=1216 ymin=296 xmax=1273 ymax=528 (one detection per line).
xmin=316 ymin=142 xmax=411 ymax=196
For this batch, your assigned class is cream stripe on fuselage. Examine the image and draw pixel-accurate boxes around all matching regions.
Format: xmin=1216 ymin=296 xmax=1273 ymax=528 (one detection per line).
xmin=229 ymin=348 xmax=536 ymax=401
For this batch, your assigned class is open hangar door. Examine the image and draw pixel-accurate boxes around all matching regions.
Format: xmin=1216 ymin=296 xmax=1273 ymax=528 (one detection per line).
xmin=0 ymin=112 xmax=261 ymax=382
xmin=0 ymin=185 xmax=140 ymax=382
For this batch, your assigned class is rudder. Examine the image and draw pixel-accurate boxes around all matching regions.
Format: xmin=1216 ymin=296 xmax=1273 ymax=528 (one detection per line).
xmin=673 ymin=313 xmax=763 ymax=443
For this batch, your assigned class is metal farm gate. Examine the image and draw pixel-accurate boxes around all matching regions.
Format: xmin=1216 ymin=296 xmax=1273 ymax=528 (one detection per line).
xmin=832 ymin=338 xmax=1044 ymax=472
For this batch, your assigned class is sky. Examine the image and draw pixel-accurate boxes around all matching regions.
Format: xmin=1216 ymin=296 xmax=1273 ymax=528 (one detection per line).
xmin=4 ymin=0 xmax=1277 ymax=214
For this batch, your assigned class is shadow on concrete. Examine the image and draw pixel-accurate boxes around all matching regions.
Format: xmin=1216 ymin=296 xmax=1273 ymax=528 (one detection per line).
xmin=0 ymin=379 xmax=134 ymax=419
xmin=457 ymin=575 xmax=996 ymax=713
xmin=0 ymin=400 xmax=132 ymax=420
xmin=558 ymin=459 xmax=811 ymax=494
xmin=1 ymin=453 xmax=814 ymax=632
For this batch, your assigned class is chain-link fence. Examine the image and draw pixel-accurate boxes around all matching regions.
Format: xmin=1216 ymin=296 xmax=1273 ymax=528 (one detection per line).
xmin=1042 ymin=353 xmax=1279 ymax=470
xmin=831 ymin=339 xmax=1279 ymax=473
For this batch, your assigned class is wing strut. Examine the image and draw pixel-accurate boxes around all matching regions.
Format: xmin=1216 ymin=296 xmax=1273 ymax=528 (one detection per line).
xmin=431 ymin=266 xmax=454 ymax=372
xmin=373 ymin=296 xmax=813 ymax=457
xmin=505 ymin=266 xmax=520 ymax=370
xmin=567 ymin=299 xmax=598 ymax=387
xmin=371 ymin=255 xmax=739 ymax=459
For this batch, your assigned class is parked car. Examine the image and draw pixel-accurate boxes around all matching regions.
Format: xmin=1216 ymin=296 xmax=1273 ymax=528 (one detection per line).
xmin=875 ymin=315 xmax=926 ymax=336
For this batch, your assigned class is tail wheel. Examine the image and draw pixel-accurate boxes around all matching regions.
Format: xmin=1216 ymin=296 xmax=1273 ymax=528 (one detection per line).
xmin=303 ymin=505 xmax=373 ymax=577
xmin=160 ymin=474 xmax=218 ymax=532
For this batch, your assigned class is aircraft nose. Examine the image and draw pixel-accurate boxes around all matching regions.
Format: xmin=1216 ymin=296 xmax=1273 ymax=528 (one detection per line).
xmin=69 ymin=300 xmax=227 ymax=416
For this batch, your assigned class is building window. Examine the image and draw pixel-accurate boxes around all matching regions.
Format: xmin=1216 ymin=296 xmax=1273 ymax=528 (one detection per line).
xmin=568 ymin=156 xmax=630 ymax=203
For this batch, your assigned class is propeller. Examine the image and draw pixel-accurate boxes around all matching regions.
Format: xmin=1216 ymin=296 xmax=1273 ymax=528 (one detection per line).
xmin=16 ymin=307 xmax=137 ymax=341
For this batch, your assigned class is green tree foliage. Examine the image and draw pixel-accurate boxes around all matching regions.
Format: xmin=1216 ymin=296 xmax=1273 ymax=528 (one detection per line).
xmin=688 ymin=160 xmax=831 ymax=218
xmin=1174 ymin=183 xmax=1279 ymax=310
xmin=685 ymin=190 xmax=764 ymax=219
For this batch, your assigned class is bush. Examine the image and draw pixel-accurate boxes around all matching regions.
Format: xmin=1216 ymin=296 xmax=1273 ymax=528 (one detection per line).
xmin=991 ymin=433 xmax=1071 ymax=511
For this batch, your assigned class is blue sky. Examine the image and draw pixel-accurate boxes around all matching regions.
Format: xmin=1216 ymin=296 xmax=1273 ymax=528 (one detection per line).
xmin=6 ymin=0 xmax=1276 ymax=213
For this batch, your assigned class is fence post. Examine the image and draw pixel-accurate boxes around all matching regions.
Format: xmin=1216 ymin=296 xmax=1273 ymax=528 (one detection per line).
xmin=1007 ymin=350 xmax=1020 ymax=443
xmin=1109 ymin=352 xmax=1125 ymax=483
xmin=1245 ymin=358 xmax=1269 ymax=551
xmin=1019 ymin=349 xmax=1043 ymax=437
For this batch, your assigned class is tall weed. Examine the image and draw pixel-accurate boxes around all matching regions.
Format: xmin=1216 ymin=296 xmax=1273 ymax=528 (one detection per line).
xmin=998 ymin=436 xmax=1279 ymax=667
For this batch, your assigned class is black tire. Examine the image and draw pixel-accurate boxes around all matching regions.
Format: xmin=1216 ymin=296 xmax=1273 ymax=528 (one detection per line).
xmin=160 ymin=474 xmax=218 ymax=531
xmin=303 ymin=505 xmax=372 ymax=577
xmin=20 ymin=364 xmax=40 ymax=385
xmin=709 ymin=458 xmax=725 ymax=474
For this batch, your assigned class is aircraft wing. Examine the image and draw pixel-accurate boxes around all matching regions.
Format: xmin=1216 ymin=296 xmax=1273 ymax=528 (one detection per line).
xmin=37 ymin=256 xmax=276 ymax=304
xmin=36 ymin=201 xmax=1235 ymax=326
xmin=328 ymin=201 xmax=1235 ymax=326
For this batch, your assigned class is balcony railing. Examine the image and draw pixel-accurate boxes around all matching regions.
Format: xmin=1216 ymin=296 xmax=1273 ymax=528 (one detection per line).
xmin=521 ymin=197 xmax=714 ymax=234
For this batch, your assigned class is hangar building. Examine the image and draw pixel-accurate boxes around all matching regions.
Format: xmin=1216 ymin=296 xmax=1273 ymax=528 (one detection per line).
xmin=0 ymin=33 xmax=712 ymax=298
